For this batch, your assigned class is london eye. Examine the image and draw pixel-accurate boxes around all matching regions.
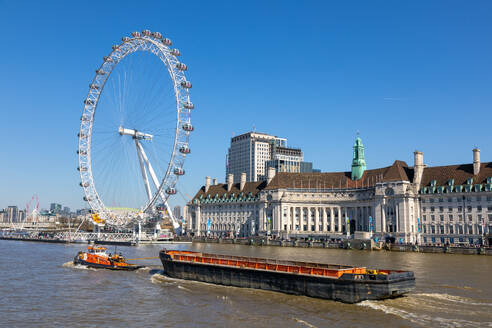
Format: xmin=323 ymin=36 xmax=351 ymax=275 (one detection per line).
xmin=77 ymin=30 xmax=193 ymax=227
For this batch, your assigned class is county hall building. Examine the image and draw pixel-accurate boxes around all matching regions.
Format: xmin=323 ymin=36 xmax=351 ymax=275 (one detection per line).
xmin=186 ymin=136 xmax=492 ymax=245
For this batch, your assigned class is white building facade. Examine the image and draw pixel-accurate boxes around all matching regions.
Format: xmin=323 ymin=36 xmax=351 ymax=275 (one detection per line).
xmin=190 ymin=138 xmax=492 ymax=245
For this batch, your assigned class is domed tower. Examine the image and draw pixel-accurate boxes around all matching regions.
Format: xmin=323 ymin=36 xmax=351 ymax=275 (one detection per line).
xmin=351 ymin=134 xmax=366 ymax=180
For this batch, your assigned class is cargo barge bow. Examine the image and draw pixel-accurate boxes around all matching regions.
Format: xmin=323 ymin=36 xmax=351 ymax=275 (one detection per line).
xmin=159 ymin=250 xmax=415 ymax=304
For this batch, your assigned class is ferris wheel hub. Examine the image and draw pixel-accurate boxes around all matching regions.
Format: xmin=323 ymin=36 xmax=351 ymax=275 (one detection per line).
xmin=118 ymin=126 xmax=153 ymax=140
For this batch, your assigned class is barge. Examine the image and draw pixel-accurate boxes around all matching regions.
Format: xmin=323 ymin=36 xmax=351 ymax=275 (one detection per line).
xmin=159 ymin=249 xmax=415 ymax=303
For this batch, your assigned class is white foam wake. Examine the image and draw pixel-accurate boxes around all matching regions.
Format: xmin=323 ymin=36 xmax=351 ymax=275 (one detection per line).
xmin=416 ymin=293 xmax=492 ymax=307
xmin=292 ymin=317 xmax=318 ymax=328
xmin=358 ymin=300 xmax=492 ymax=327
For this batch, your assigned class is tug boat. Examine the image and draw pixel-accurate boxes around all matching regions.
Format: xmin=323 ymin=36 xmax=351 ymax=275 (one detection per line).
xmin=74 ymin=245 xmax=143 ymax=271
xmin=159 ymin=249 xmax=415 ymax=304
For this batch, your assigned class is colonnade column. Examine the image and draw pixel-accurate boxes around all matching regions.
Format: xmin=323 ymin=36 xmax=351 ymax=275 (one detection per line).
xmin=315 ymin=207 xmax=319 ymax=232
xmin=330 ymin=207 xmax=335 ymax=232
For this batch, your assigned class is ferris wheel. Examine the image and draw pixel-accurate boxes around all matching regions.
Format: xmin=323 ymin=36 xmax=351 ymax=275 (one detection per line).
xmin=77 ymin=30 xmax=194 ymax=227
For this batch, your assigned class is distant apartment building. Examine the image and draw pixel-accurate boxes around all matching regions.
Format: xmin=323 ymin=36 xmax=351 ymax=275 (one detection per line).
xmin=7 ymin=206 xmax=18 ymax=223
xmin=226 ymin=131 xmax=316 ymax=183
xmin=173 ymin=206 xmax=181 ymax=220
xmin=63 ymin=206 xmax=71 ymax=215
xmin=50 ymin=203 xmax=62 ymax=214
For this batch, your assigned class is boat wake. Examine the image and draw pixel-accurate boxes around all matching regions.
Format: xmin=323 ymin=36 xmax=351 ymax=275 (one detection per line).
xmin=358 ymin=293 xmax=492 ymax=328
xmin=292 ymin=317 xmax=318 ymax=328
xmin=415 ymin=293 xmax=492 ymax=307
xmin=62 ymin=261 xmax=96 ymax=271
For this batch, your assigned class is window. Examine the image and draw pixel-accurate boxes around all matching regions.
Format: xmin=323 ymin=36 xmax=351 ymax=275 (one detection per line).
xmin=431 ymin=207 xmax=435 ymax=212
xmin=449 ymin=215 xmax=453 ymax=221
xmin=431 ymin=226 xmax=436 ymax=234
xmin=466 ymin=196 xmax=472 ymax=202
xmin=430 ymin=198 xmax=435 ymax=203
xmin=448 ymin=207 xmax=453 ymax=212
xmin=439 ymin=206 xmax=444 ymax=212
xmin=468 ymin=225 xmax=473 ymax=234
xmin=478 ymin=205 xmax=482 ymax=211
xmin=447 ymin=197 xmax=453 ymax=202
xmin=449 ymin=225 xmax=454 ymax=234
xmin=459 ymin=215 xmax=463 ymax=221
xmin=439 ymin=198 xmax=444 ymax=203
xmin=458 ymin=225 xmax=463 ymax=234
xmin=440 ymin=226 xmax=444 ymax=234
xmin=423 ymin=215 xmax=427 ymax=221
xmin=440 ymin=215 xmax=444 ymax=221
xmin=476 ymin=196 xmax=482 ymax=201
xmin=467 ymin=206 xmax=472 ymax=212
xmin=489 ymin=214 xmax=492 ymax=221
xmin=421 ymin=199 xmax=426 ymax=203
xmin=423 ymin=207 xmax=426 ymax=212
xmin=458 ymin=206 xmax=463 ymax=212
xmin=468 ymin=215 xmax=473 ymax=222
xmin=423 ymin=226 xmax=427 ymax=233
xmin=431 ymin=215 xmax=435 ymax=221
xmin=487 ymin=196 xmax=492 ymax=202
xmin=488 ymin=206 xmax=492 ymax=211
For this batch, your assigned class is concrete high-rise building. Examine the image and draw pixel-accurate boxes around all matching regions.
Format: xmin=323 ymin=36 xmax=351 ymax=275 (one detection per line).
xmin=226 ymin=132 xmax=283 ymax=183
xmin=50 ymin=203 xmax=62 ymax=214
xmin=63 ymin=207 xmax=71 ymax=215
xmin=173 ymin=206 xmax=181 ymax=220
xmin=7 ymin=206 xmax=18 ymax=223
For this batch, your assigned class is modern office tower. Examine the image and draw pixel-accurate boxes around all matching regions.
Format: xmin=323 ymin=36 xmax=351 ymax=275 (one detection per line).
xmin=173 ymin=205 xmax=181 ymax=220
xmin=50 ymin=203 xmax=62 ymax=214
xmin=7 ymin=206 xmax=18 ymax=223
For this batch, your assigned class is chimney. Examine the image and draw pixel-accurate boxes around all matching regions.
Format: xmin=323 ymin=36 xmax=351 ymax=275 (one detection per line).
xmin=267 ymin=167 xmax=276 ymax=185
xmin=205 ymin=176 xmax=211 ymax=193
xmin=240 ymin=172 xmax=246 ymax=191
xmin=413 ymin=151 xmax=424 ymax=188
xmin=213 ymin=178 xmax=217 ymax=185
xmin=227 ymin=173 xmax=233 ymax=192
xmin=473 ymin=148 xmax=480 ymax=176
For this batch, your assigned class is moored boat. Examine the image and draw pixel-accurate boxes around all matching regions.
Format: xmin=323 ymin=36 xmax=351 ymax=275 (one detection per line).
xmin=159 ymin=249 xmax=415 ymax=303
xmin=74 ymin=245 xmax=143 ymax=271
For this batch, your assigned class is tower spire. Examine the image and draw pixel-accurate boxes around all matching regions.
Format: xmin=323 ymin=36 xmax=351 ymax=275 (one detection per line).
xmin=351 ymin=133 xmax=366 ymax=180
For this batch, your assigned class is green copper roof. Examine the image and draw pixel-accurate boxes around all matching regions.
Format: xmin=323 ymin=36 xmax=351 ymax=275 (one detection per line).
xmin=351 ymin=135 xmax=366 ymax=180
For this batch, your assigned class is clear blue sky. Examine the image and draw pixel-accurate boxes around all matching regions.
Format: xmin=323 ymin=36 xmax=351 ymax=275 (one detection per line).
xmin=1 ymin=0 xmax=491 ymax=211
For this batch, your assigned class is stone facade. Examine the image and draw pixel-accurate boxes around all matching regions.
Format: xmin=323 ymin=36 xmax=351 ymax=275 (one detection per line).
xmin=188 ymin=138 xmax=492 ymax=245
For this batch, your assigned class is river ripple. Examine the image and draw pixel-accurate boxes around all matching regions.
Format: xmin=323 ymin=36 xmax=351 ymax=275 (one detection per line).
xmin=0 ymin=240 xmax=491 ymax=328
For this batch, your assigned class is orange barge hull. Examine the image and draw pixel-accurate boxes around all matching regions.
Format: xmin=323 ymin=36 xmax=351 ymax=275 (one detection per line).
xmin=159 ymin=249 xmax=415 ymax=304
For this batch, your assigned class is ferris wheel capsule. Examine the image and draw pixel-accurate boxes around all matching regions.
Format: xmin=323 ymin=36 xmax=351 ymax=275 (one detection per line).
xmin=77 ymin=166 xmax=88 ymax=172
xmin=103 ymin=56 xmax=113 ymax=62
xmin=176 ymin=63 xmax=187 ymax=71
xmin=78 ymin=132 xmax=87 ymax=138
xmin=170 ymin=49 xmax=180 ymax=56
xmin=112 ymin=45 xmax=119 ymax=51
xmin=131 ymin=31 xmax=141 ymax=37
xmin=179 ymin=145 xmax=190 ymax=154
xmin=96 ymin=69 xmax=106 ymax=75
xmin=183 ymin=101 xmax=194 ymax=109
xmin=180 ymin=81 xmax=192 ymax=89
xmin=80 ymin=182 xmax=89 ymax=187
xmin=173 ymin=167 xmax=185 ymax=175
xmin=84 ymin=99 xmax=94 ymax=105
xmin=77 ymin=150 xmax=87 ymax=155
xmin=142 ymin=29 xmax=151 ymax=36
xmin=161 ymin=38 xmax=172 ymax=46
xmin=152 ymin=32 xmax=162 ymax=39
xmin=89 ymin=84 xmax=100 ymax=90
xmin=165 ymin=187 xmax=177 ymax=195
xmin=122 ymin=36 xmax=130 ymax=42
xmin=83 ymin=196 xmax=91 ymax=201
xmin=182 ymin=123 xmax=194 ymax=132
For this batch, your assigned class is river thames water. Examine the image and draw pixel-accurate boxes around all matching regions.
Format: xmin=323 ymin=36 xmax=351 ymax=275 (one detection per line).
xmin=1 ymin=240 xmax=491 ymax=328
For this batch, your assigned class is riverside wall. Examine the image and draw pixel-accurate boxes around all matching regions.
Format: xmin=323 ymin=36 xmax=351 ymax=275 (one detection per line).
xmin=190 ymin=237 xmax=492 ymax=256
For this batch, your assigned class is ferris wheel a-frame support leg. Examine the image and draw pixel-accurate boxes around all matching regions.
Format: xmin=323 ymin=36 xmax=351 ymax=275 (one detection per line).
xmin=135 ymin=140 xmax=180 ymax=230
xmin=135 ymin=139 xmax=153 ymax=202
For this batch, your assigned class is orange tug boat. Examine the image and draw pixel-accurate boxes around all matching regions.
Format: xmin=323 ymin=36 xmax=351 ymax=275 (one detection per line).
xmin=74 ymin=246 xmax=143 ymax=271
